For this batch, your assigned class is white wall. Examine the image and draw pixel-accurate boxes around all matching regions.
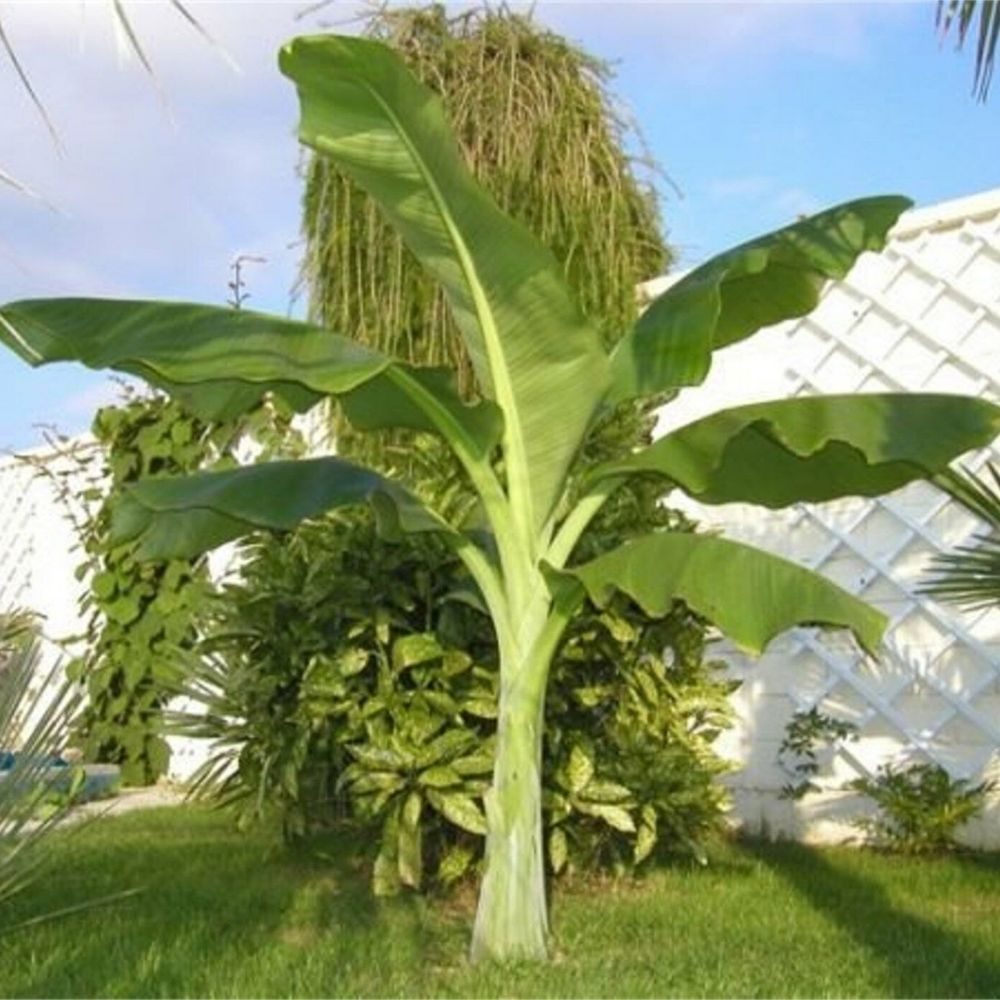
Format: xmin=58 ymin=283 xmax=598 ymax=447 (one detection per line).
xmin=645 ymin=189 xmax=1000 ymax=845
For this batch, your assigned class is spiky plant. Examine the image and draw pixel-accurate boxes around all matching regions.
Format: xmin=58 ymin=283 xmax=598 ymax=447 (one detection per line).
xmin=937 ymin=0 xmax=999 ymax=100
xmin=923 ymin=463 xmax=1000 ymax=610
xmin=0 ymin=612 xmax=80 ymax=911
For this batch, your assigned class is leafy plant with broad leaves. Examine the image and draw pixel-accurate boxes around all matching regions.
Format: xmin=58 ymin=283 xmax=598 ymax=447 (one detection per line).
xmin=182 ymin=494 xmax=728 ymax=893
xmin=545 ymin=581 xmax=734 ymax=874
xmin=1 ymin=35 xmax=998 ymax=960
xmin=68 ymin=393 xmax=220 ymax=785
xmin=32 ymin=384 xmax=301 ymax=786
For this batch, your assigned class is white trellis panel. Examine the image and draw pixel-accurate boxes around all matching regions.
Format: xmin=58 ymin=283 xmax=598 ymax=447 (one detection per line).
xmin=644 ymin=189 xmax=1000 ymax=846
xmin=0 ymin=447 xmax=90 ymax=740
xmin=0 ymin=402 xmax=332 ymax=774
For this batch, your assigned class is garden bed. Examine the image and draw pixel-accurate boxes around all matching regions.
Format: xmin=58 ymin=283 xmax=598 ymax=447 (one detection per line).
xmin=3 ymin=805 xmax=1000 ymax=998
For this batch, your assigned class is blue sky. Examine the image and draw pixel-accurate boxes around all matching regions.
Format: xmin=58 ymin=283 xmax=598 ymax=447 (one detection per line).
xmin=0 ymin=0 xmax=997 ymax=451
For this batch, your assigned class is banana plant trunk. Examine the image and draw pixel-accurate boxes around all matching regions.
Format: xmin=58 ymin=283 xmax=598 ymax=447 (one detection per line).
xmin=471 ymin=647 xmax=550 ymax=962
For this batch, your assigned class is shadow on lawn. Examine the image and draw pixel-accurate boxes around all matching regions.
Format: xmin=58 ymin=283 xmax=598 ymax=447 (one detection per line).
xmin=9 ymin=810 xmax=408 ymax=998
xmin=744 ymin=840 xmax=1000 ymax=998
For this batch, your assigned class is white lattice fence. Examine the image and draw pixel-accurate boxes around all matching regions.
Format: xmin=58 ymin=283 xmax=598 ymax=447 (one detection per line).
xmin=648 ymin=190 xmax=1000 ymax=845
xmin=0 ymin=448 xmax=89 ymax=740
xmin=0 ymin=458 xmax=35 ymax=616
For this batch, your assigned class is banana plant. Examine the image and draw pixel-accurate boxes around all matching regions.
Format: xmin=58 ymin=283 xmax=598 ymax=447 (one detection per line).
xmin=1 ymin=35 xmax=999 ymax=961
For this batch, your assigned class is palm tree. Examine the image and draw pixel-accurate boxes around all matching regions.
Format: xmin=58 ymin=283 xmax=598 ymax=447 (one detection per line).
xmin=0 ymin=1 xmax=235 ymax=200
xmin=923 ymin=464 xmax=1000 ymax=610
xmin=938 ymin=0 xmax=999 ymax=100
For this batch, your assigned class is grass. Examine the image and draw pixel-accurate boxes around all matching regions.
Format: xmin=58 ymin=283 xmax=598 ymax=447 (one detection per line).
xmin=4 ymin=805 xmax=1000 ymax=998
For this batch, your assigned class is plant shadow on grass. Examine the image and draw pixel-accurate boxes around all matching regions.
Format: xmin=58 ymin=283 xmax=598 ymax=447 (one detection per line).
xmin=742 ymin=839 xmax=1000 ymax=998
xmin=3 ymin=809 xmax=413 ymax=999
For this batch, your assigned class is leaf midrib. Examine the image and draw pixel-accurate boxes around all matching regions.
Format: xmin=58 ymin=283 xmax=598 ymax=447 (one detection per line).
xmin=357 ymin=79 xmax=536 ymax=547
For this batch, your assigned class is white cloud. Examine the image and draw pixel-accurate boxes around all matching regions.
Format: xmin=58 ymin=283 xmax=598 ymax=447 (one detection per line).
xmin=707 ymin=175 xmax=772 ymax=200
xmin=537 ymin=1 xmax=877 ymax=83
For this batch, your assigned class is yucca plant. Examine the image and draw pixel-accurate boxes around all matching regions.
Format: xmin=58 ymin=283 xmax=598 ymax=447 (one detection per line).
xmin=0 ymin=612 xmax=81 ymax=913
xmin=1 ymin=36 xmax=999 ymax=960
xmin=922 ymin=463 xmax=1000 ymax=610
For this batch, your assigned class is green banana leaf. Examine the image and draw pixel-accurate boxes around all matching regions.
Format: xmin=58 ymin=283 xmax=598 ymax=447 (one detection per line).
xmin=609 ymin=195 xmax=911 ymax=404
xmin=110 ymin=457 xmax=451 ymax=560
xmin=280 ymin=34 xmax=610 ymax=535
xmin=568 ymin=531 xmax=886 ymax=655
xmin=591 ymin=394 xmax=1000 ymax=508
xmin=0 ymin=298 xmax=502 ymax=461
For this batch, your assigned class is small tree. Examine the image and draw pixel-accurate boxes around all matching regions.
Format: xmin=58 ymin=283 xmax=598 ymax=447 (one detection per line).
xmin=1 ymin=36 xmax=998 ymax=962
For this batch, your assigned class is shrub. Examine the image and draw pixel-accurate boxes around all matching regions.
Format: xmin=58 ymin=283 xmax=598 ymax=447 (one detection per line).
xmin=183 ymin=484 xmax=735 ymax=889
xmin=849 ymin=762 xmax=993 ymax=853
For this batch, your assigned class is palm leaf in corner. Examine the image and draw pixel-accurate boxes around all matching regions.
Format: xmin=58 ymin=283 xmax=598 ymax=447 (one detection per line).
xmin=923 ymin=463 xmax=1000 ymax=610
xmin=938 ymin=0 xmax=1000 ymax=100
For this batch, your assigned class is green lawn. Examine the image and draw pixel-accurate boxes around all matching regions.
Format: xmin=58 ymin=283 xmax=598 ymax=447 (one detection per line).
xmin=4 ymin=805 xmax=1000 ymax=998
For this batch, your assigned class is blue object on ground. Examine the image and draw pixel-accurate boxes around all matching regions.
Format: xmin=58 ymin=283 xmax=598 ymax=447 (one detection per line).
xmin=0 ymin=757 xmax=119 ymax=804
xmin=0 ymin=751 xmax=68 ymax=771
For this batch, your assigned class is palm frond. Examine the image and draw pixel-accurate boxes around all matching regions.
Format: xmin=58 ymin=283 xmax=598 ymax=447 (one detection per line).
xmin=0 ymin=13 xmax=62 ymax=152
xmin=109 ymin=0 xmax=171 ymax=117
xmin=167 ymin=1 xmax=241 ymax=74
xmin=0 ymin=617 xmax=83 ymax=911
xmin=922 ymin=463 xmax=1000 ymax=610
xmin=938 ymin=0 xmax=1000 ymax=101
xmin=0 ymin=612 xmax=142 ymax=927
xmin=2 ymin=0 xmax=239 ymax=201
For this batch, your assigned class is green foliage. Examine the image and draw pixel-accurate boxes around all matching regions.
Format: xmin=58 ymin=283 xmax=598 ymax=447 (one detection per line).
xmin=66 ymin=392 xmax=222 ymax=785
xmin=778 ymin=708 xmax=859 ymax=801
xmin=180 ymin=508 xmax=496 ymax=855
xmin=66 ymin=387 xmax=301 ymax=785
xmin=545 ymin=639 xmax=734 ymax=874
xmin=4 ymin=29 xmax=999 ymax=960
xmin=0 ymin=610 xmax=83 ymax=914
xmin=777 ymin=710 xmax=992 ymax=853
xmin=543 ymin=482 xmax=735 ymax=873
xmin=922 ymin=462 xmax=1000 ymax=611
xmin=185 ymin=487 xmax=734 ymax=891
xmin=849 ymin=762 xmax=994 ymax=853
